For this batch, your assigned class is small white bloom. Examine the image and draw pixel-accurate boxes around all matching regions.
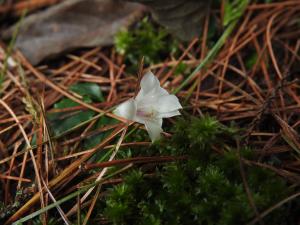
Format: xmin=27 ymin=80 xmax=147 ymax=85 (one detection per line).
xmin=114 ymin=71 xmax=182 ymax=142
xmin=7 ymin=57 xmax=17 ymax=69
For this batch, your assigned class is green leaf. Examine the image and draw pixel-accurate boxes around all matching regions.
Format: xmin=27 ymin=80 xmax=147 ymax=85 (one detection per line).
xmin=51 ymin=111 xmax=95 ymax=136
xmin=70 ymin=82 xmax=104 ymax=102
xmin=49 ymin=82 xmax=104 ymax=136
xmin=245 ymin=52 xmax=258 ymax=70
xmin=223 ymin=0 xmax=249 ymax=27
xmin=54 ymin=98 xmax=81 ymax=109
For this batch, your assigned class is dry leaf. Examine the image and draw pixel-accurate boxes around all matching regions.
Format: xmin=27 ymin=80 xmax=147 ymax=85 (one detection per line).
xmin=130 ymin=0 xmax=208 ymax=41
xmin=4 ymin=0 xmax=144 ymax=65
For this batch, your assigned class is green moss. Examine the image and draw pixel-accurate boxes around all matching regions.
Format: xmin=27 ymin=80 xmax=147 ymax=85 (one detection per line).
xmin=115 ymin=17 xmax=179 ymax=68
xmin=103 ymin=116 xmax=298 ymax=225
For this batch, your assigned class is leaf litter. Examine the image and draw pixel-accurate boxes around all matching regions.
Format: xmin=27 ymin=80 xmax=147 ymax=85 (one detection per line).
xmin=0 ymin=0 xmax=300 ymax=224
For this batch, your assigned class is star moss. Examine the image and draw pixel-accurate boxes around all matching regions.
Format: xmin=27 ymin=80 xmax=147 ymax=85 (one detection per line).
xmin=103 ymin=116 xmax=298 ymax=225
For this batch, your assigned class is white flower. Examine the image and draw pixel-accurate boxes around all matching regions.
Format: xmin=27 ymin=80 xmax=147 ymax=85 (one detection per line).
xmin=114 ymin=71 xmax=182 ymax=142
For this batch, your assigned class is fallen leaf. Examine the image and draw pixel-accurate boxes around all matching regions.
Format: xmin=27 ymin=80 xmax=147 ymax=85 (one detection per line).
xmin=4 ymin=0 xmax=145 ymax=65
xmin=130 ymin=0 xmax=208 ymax=41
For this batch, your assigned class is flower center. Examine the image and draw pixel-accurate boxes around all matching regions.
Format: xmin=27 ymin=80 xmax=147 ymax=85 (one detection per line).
xmin=136 ymin=109 xmax=155 ymax=118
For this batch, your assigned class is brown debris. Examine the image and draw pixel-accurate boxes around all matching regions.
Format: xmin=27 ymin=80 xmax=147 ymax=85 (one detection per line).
xmin=3 ymin=0 xmax=145 ymax=65
xmin=0 ymin=1 xmax=300 ymax=224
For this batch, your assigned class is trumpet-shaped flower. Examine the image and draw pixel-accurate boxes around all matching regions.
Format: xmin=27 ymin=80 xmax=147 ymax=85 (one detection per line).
xmin=114 ymin=71 xmax=182 ymax=142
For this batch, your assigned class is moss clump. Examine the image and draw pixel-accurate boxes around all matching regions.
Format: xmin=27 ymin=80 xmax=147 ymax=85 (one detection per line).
xmin=115 ymin=17 xmax=178 ymax=67
xmin=103 ymin=116 xmax=297 ymax=225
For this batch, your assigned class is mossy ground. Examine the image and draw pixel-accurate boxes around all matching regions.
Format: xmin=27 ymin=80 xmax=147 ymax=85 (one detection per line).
xmin=102 ymin=116 xmax=297 ymax=225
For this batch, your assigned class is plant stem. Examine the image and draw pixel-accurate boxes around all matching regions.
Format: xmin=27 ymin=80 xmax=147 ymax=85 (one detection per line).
xmin=173 ymin=21 xmax=237 ymax=95
xmin=173 ymin=0 xmax=249 ymax=95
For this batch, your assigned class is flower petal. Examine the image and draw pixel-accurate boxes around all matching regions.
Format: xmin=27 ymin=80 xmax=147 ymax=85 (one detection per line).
xmin=113 ymin=98 xmax=137 ymax=120
xmin=158 ymin=110 xmax=181 ymax=118
xmin=144 ymin=118 xmax=163 ymax=142
xmin=156 ymin=95 xmax=182 ymax=113
xmin=154 ymin=86 xmax=169 ymax=97
xmin=136 ymin=71 xmax=167 ymax=102
xmin=140 ymin=71 xmax=160 ymax=94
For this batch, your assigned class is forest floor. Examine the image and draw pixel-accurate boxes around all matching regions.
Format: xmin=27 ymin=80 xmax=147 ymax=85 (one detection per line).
xmin=0 ymin=0 xmax=300 ymax=224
